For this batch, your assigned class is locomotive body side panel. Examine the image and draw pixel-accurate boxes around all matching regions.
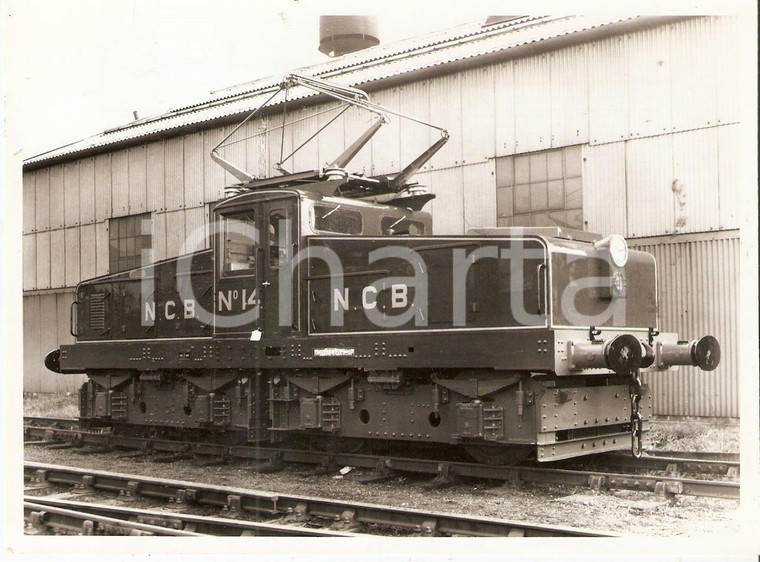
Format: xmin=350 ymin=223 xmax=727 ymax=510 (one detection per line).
xmin=306 ymin=236 xmax=549 ymax=334
xmin=75 ymin=249 xmax=214 ymax=342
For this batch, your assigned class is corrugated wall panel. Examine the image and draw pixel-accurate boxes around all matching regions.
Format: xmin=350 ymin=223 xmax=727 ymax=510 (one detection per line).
xmin=35 ymin=231 xmax=51 ymax=290
xmin=626 ymin=135 xmax=674 ymax=238
xmin=152 ymin=212 xmax=167 ymax=263
xmin=49 ymin=229 xmax=65 ymax=288
xmin=95 ymin=221 xmax=109 ymax=277
xmin=550 ymin=45 xmax=589 ymax=148
xmin=94 ymin=154 xmax=112 ymax=221
xmin=398 ymin=81 xmax=432 ymax=173
xmin=146 ymin=141 xmax=166 ymax=212
xmin=462 ymin=162 xmax=496 ymax=229
xmin=79 ymin=157 xmax=96 ymax=225
xmin=493 ymin=61 xmax=516 ymax=157
xmin=23 ymin=295 xmax=42 ymax=393
xmin=64 ymin=227 xmax=80 ymax=287
xmin=24 ymin=291 xmax=85 ymax=394
xmin=23 ymin=234 xmax=36 ymax=291
xmin=164 ymin=209 xmax=186 ymax=259
xmin=627 ymin=26 xmax=672 ymax=139
xmin=428 ymin=73 xmax=462 ymax=169
xmin=245 ymin=116 xmax=269 ymax=179
xmin=514 ymin=54 xmax=552 ymax=153
xmin=23 ymin=172 xmax=35 ymax=233
xmin=714 ymin=16 xmax=741 ymax=126
xmin=63 ymin=162 xmax=80 ymax=227
xmin=670 ymin=18 xmax=718 ymax=132
xmin=717 ymin=124 xmax=740 ymax=230
xmin=111 ymin=149 xmax=129 ymax=217
xmin=428 ymin=167 xmax=464 ymax=234
xmin=35 ymin=168 xmax=51 ymax=231
xmin=184 ymin=132 xmax=205 ymax=209
xmin=635 ymin=233 xmax=739 ymax=417
xmin=341 ymin=106 xmax=371 ymax=175
xmin=164 ymin=137 xmax=185 ymax=211
xmin=203 ymin=129 xmax=225 ymax=203
xmin=582 ymin=142 xmax=627 ymax=236
xmin=671 ymin=128 xmax=719 ymax=234
xmin=290 ymin=106 xmax=321 ymax=174
xmin=49 ymin=165 xmax=65 ymax=229
xmin=38 ymin=293 xmax=60 ymax=393
xmin=79 ymin=223 xmax=97 ymax=280
xmin=461 ymin=66 xmax=495 ymax=165
xmin=370 ymin=88 xmax=401 ymax=175
xmin=317 ymin=102 xmax=347 ymax=169
xmin=588 ymin=35 xmax=629 ymax=145
xmin=128 ymin=145 xmax=147 ymax=215
xmin=220 ymin=122 xmax=251 ymax=183
xmin=184 ymin=206 xmax=208 ymax=252
xmin=266 ymin=117 xmax=292 ymax=179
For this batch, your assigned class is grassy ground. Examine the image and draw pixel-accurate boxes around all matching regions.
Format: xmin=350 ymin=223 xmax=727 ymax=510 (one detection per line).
xmin=23 ymin=393 xmax=741 ymax=454
xmin=646 ymin=419 xmax=740 ymax=453
xmin=23 ymin=392 xmax=79 ymax=419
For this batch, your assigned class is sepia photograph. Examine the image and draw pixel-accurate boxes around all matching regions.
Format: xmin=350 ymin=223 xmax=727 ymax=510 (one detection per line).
xmin=2 ymin=0 xmax=758 ymax=559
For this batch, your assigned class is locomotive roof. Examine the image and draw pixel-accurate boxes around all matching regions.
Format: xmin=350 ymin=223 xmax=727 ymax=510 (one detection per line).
xmin=213 ymin=186 xmax=424 ymax=214
xmin=467 ymin=227 xmax=602 ymax=243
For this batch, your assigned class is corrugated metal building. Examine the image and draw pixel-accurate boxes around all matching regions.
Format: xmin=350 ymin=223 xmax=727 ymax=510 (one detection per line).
xmin=22 ymin=15 xmax=742 ymax=418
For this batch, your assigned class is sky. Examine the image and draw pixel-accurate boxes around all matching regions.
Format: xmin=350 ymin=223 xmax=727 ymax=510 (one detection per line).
xmin=3 ymin=0 xmax=476 ymax=158
xmin=4 ymin=0 xmax=752 ymax=159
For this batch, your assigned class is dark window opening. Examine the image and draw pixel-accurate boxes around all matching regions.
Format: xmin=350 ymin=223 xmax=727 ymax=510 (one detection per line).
xmin=380 ymin=216 xmax=425 ymax=235
xmin=495 ymin=145 xmax=583 ymax=230
xmin=109 ymin=214 xmax=152 ymax=273
xmin=314 ymin=204 xmax=363 ymax=234
xmin=222 ymin=210 xmax=257 ymax=276
xmin=269 ymin=210 xmax=290 ymax=268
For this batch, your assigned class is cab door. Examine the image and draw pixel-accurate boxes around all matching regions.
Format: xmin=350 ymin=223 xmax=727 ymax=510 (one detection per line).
xmin=214 ymin=207 xmax=261 ymax=337
xmin=260 ymin=196 xmax=300 ymax=340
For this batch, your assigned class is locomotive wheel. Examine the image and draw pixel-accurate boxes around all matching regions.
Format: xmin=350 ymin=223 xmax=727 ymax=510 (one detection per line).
xmin=308 ymin=435 xmax=367 ymax=455
xmin=464 ymin=444 xmax=534 ymax=465
xmin=327 ymin=437 xmax=367 ymax=454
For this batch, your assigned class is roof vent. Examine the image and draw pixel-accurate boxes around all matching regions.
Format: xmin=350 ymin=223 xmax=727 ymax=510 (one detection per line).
xmin=319 ymin=16 xmax=380 ymax=57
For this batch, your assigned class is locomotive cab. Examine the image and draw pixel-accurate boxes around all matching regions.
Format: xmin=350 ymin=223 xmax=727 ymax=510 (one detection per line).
xmin=212 ymin=188 xmax=433 ymax=341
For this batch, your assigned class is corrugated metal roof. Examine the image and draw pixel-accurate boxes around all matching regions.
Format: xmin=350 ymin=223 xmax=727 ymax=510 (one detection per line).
xmin=24 ymin=14 xmax=666 ymax=168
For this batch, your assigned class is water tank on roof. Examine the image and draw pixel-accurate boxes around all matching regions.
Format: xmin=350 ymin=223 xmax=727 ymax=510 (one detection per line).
xmin=319 ymin=16 xmax=380 ymax=57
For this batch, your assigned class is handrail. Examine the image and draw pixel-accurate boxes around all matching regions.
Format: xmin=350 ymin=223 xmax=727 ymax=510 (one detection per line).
xmin=70 ymin=301 xmax=80 ymax=338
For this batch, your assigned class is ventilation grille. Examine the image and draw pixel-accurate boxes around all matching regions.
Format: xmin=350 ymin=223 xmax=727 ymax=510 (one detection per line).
xmin=90 ymin=293 xmax=106 ymax=331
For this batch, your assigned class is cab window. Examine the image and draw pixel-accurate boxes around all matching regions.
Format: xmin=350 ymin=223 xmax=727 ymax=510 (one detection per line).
xmin=269 ymin=209 xmax=290 ymax=269
xmin=314 ymin=204 xmax=363 ymax=234
xmin=380 ymin=216 xmax=425 ymax=235
xmin=222 ymin=211 xmax=256 ymax=275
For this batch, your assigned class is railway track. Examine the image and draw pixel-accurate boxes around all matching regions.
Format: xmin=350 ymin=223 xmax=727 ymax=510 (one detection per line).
xmin=24 ymin=462 xmax=614 ymax=537
xmin=24 ymin=496 xmax=352 ymax=537
xmin=24 ymin=417 xmax=740 ymax=500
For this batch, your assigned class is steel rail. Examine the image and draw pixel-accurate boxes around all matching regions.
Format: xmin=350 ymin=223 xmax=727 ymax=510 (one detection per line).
xmin=24 ymin=462 xmax=616 ymax=537
xmin=24 ymin=425 xmax=739 ymax=500
xmin=25 ymin=499 xmax=200 ymax=536
xmin=642 ymin=450 xmax=740 ymax=462
xmin=598 ymin=452 xmax=740 ymax=477
xmin=23 ymin=417 xmax=80 ymax=430
xmin=25 ymin=496 xmax=353 ymax=537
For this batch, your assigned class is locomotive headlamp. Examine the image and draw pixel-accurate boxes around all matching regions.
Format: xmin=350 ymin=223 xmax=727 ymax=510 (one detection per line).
xmin=595 ymin=234 xmax=629 ymax=268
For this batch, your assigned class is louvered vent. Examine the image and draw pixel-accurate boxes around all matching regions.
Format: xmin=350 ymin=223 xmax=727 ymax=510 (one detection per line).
xmin=90 ymin=293 xmax=106 ymax=331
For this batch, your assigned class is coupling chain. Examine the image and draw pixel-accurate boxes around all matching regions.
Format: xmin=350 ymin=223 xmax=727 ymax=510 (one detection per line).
xmin=630 ymin=370 xmax=644 ymax=458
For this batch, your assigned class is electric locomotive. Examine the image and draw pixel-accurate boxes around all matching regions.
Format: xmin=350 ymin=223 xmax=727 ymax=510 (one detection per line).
xmin=44 ymin=75 xmax=720 ymax=463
